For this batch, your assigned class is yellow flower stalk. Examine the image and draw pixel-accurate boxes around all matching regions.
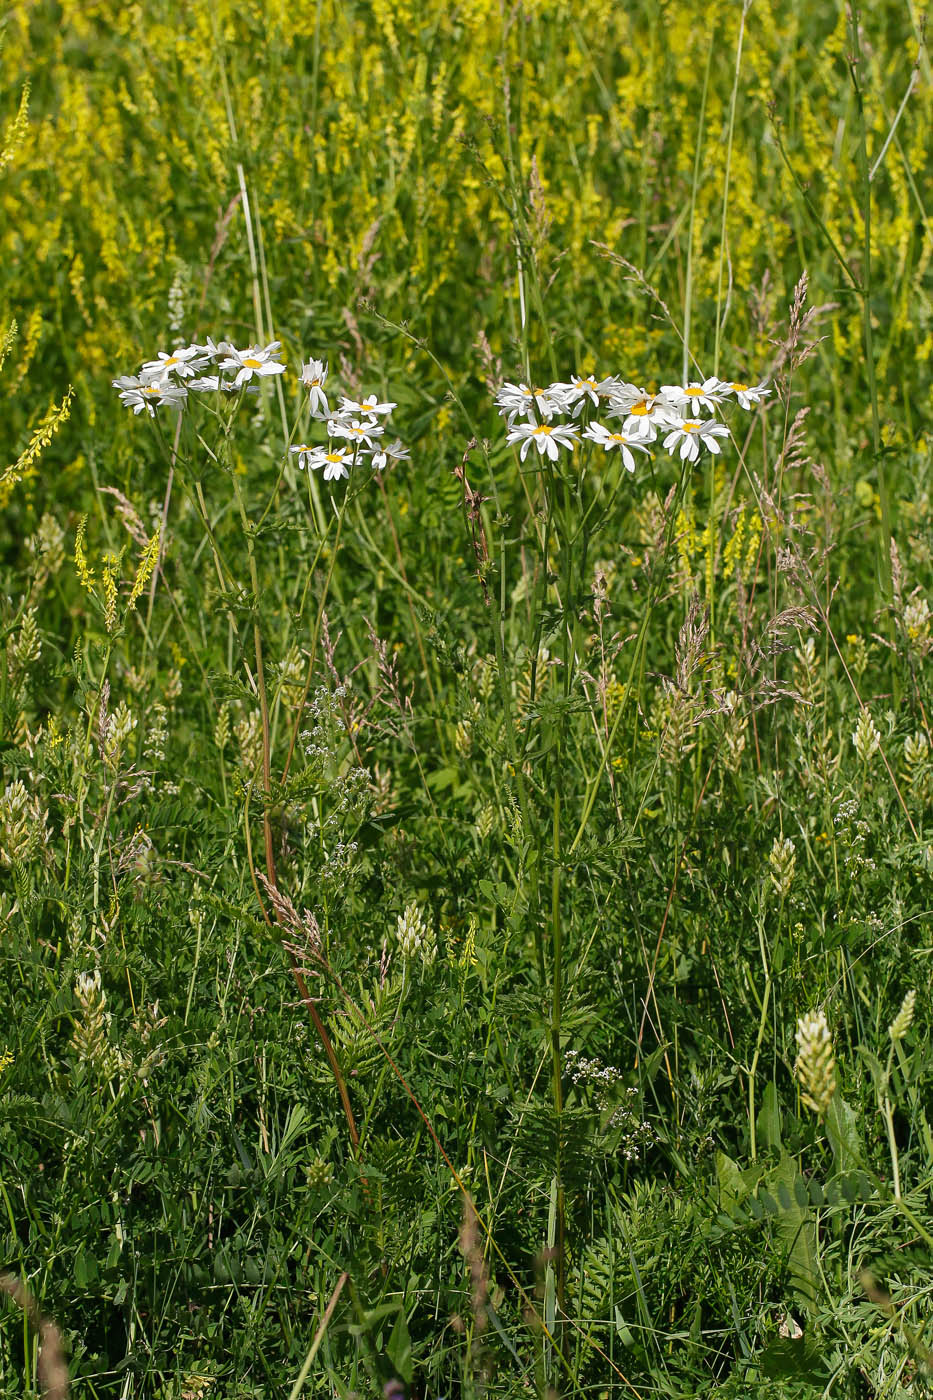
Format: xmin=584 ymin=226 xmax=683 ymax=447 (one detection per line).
xmin=1 ymin=387 xmax=74 ymax=503
xmin=127 ymin=529 xmax=161 ymax=611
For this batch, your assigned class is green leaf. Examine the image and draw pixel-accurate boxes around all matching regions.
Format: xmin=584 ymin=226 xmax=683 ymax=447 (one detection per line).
xmin=756 ymin=1080 xmax=783 ymax=1153
xmin=771 ymin=1155 xmax=820 ymax=1312
xmin=825 ymin=1094 xmax=864 ymax=1174
xmin=386 ymin=1306 xmax=413 ymax=1385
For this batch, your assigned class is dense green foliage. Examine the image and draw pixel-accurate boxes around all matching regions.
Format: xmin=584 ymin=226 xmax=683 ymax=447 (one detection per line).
xmin=2 ymin=1 xmax=932 ymax=1397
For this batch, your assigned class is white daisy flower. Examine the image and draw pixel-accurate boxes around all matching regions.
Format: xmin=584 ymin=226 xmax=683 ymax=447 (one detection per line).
xmin=506 ymin=420 xmax=579 ymax=462
xmin=301 ymin=359 xmax=330 ymax=417
xmin=199 ymin=336 xmax=232 ymax=362
xmin=115 ymin=378 xmax=187 ymax=416
xmin=553 ymin=375 xmax=622 ymax=417
xmin=219 ymin=341 xmax=287 ymax=387
xmin=611 ymin=393 xmax=679 ymax=442
xmin=141 ymin=346 xmax=208 ymax=380
xmin=581 ymin=422 xmax=650 ymax=473
xmin=659 ymin=377 xmax=728 ymax=413
xmin=188 ymin=375 xmax=228 ymax=393
xmin=495 ymin=382 xmax=564 ymax=426
xmin=662 ymin=418 xmax=731 ymax=462
xmin=604 ymin=381 xmax=648 ymax=413
xmin=303 ymin=445 xmax=353 ymax=481
xmin=289 ymin=443 xmax=318 ymax=472
xmin=327 ymin=417 xmax=384 ymax=449
xmin=337 ymin=393 xmax=396 ymax=418
xmin=724 ymin=379 xmax=771 ymax=409
xmin=370 ymin=439 xmax=411 ymax=471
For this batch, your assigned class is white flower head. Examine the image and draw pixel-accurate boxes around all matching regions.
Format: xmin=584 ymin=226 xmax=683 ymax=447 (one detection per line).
xmin=303 ymin=445 xmax=353 ymax=481
xmin=199 ymin=336 xmax=232 ymax=362
xmin=301 ymin=358 xmax=329 ymax=417
xmin=115 ymin=377 xmax=187 ymax=416
xmin=370 ymin=439 xmax=410 ymax=471
xmin=582 ymin=422 xmax=650 ymax=473
xmin=611 ymin=393 xmax=680 ymax=442
xmin=338 ymin=393 xmax=396 ymax=418
xmin=290 ymin=443 xmax=318 ymax=472
xmin=724 ymin=379 xmax=771 ymax=409
xmin=553 ymin=374 xmax=622 ymax=417
xmin=327 ymin=417 xmax=384 ymax=449
xmin=662 ymin=418 xmax=731 ymax=462
xmin=141 ymin=345 xmax=209 ymax=380
xmin=495 ymin=381 xmax=565 ymax=426
xmin=604 ymin=381 xmax=648 ymax=414
xmin=187 ymin=375 xmax=231 ymax=393
xmin=219 ymin=341 xmax=287 ymax=387
xmin=506 ymin=420 xmax=579 ymax=462
xmin=659 ymin=377 xmax=728 ymax=413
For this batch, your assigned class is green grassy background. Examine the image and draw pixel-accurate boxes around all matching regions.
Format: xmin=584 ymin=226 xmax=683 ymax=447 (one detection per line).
xmin=1 ymin=1 xmax=932 ymax=1396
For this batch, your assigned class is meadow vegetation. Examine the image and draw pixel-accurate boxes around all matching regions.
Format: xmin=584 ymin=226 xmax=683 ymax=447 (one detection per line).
xmin=1 ymin=1 xmax=933 ymax=1396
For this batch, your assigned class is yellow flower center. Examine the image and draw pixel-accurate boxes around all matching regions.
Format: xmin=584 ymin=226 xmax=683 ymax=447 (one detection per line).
xmin=243 ymin=357 xmax=263 ymax=369
xmin=732 ymin=382 xmax=748 ymax=392
xmin=533 ymin=424 xmax=553 ymax=436
xmin=610 ymin=433 xmax=626 ymax=443
xmin=683 ymin=421 xmax=702 ymax=432
xmin=326 ymin=452 xmax=343 ymax=463
xmin=143 ymin=385 xmax=161 ymax=395
xmin=685 ymin=386 xmax=705 ymax=397
xmin=630 ymin=399 xmax=653 ymax=416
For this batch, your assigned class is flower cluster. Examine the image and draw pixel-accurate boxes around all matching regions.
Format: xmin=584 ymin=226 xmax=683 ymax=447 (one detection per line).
xmin=113 ymin=339 xmax=286 ymax=415
xmin=290 ymin=359 xmax=409 ymax=482
xmin=495 ymin=373 xmax=770 ymax=468
xmin=113 ymin=344 xmax=408 ymax=486
xmin=795 ymin=1009 xmax=836 ymax=1118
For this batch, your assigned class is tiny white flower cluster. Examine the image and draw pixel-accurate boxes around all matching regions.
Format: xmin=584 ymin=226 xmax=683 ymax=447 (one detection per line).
xmin=113 ymin=339 xmax=286 ymax=415
xmin=565 ymin=1051 xmax=654 ymax=1161
xmin=496 ymin=373 xmax=770 ymax=468
xmin=301 ymin=684 xmax=350 ymax=761
xmin=565 ymin=1048 xmax=624 ymax=1096
xmin=290 ymin=359 xmax=410 ymax=482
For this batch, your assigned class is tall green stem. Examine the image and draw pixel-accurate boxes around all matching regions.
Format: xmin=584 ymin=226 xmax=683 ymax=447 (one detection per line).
xmin=847 ymin=6 xmax=893 ymax=603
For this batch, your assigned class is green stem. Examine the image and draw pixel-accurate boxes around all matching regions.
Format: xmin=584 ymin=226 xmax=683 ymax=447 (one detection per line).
xmin=65 ymin=641 xmax=113 ymax=892
xmin=846 ymin=8 xmax=893 ymax=604
xmin=549 ymin=782 xmax=565 ymax=1321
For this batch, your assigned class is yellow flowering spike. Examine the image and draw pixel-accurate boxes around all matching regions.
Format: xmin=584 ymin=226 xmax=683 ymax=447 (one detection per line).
xmin=127 ymin=528 xmax=161 ymax=611
xmin=0 ymin=82 xmax=30 ymax=176
xmin=101 ymin=552 xmax=121 ymax=634
xmin=1 ymin=387 xmax=75 ymax=501
xmin=74 ymin=514 xmax=94 ymax=591
xmin=0 ymin=320 xmax=16 ymax=377
xmin=8 ymin=308 xmax=43 ymax=390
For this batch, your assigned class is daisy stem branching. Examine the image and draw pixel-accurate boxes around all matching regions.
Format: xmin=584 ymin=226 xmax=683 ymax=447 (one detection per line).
xmin=569 ymin=464 xmax=693 ymax=855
